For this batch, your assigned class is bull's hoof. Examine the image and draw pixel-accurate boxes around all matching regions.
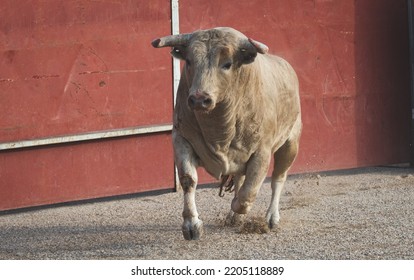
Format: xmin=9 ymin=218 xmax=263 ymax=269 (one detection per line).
xmin=265 ymin=210 xmax=280 ymax=230
xmin=231 ymin=197 xmax=251 ymax=214
xmin=182 ymin=220 xmax=204 ymax=240
xmin=225 ymin=210 xmax=245 ymax=227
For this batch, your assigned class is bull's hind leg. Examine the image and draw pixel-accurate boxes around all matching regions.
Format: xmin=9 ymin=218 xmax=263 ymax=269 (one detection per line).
xmin=266 ymin=137 xmax=299 ymax=229
xmin=173 ymin=132 xmax=203 ymax=240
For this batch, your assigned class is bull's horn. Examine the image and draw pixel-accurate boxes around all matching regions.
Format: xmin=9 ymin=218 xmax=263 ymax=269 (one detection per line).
xmin=248 ymin=38 xmax=269 ymax=54
xmin=151 ymin=33 xmax=192 ymax=48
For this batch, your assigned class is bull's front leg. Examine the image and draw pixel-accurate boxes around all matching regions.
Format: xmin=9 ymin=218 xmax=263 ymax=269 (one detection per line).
xmin=173 ymin=131 xmax=203 ymax=240
xmin=225 ymin=175 xmax=246 ymax=226
xmin=231 ymin=150 xmax=270 ymax=214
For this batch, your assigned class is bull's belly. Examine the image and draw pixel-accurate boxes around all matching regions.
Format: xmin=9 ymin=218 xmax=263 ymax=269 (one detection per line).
xmin=201 ymin=160 xmax=246 ymax=180
xmin=198 ymin=149 xmax=250 ymax=179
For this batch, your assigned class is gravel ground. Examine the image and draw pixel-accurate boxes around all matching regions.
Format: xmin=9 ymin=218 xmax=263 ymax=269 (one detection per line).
xmin=0 ymin=166 xmax=413 ymax=260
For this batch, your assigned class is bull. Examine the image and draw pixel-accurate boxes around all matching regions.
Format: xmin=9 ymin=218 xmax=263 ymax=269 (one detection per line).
xmin=152 ymin=27 xmax=302 ymax=240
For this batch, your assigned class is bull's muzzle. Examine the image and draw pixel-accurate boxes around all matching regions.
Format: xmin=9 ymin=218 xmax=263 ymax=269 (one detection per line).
xmin=188 ymin=90 xmax=214 ymax=111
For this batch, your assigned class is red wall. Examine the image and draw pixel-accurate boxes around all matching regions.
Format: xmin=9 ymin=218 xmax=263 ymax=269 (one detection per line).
xmin=0 ymin=0 xmax=411 ymax=210
xmin=0 ymin=134 xmax=173 ymax=210
xmin=0 ymin=0 xmax=173 ymax=141
xmin=0 ymin=0 xmax=174 ymax=211
xmin=179 ymin=0 xmax=411 ymax=181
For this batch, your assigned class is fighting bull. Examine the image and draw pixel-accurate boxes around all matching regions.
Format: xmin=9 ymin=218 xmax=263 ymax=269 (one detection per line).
xmin=152 ymin=27 xmax=302 ymax=240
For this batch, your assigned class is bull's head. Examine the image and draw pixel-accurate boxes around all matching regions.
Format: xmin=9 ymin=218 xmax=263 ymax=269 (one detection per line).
xmin=152 ymin=27 xmax=268 ymax=112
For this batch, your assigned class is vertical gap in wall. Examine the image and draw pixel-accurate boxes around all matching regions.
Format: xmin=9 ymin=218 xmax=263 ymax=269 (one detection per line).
xmin=171 ymin=0 xmax=182 ymax=190
xmin=408 ymin=0 xmax=414 ymax=166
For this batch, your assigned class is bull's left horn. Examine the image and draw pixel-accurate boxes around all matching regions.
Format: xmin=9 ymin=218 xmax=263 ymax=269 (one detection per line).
xmin=151 ymin=33 xmax=192 ymax=48
xmin=248 ymin=38 xmax=269 ymax=54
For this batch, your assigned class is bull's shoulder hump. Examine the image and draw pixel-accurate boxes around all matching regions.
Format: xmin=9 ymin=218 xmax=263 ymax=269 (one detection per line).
xmin=263 ymin=55 xmax=295 ymax=71
xmin=257 ymin=54 xmax=298 ymax=85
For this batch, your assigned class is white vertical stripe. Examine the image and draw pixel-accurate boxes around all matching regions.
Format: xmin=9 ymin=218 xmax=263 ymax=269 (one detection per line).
xmin=171 ymin=0 xmax=182 ymax=191
xmin=171 ymin=0 xmax=181 ymax=107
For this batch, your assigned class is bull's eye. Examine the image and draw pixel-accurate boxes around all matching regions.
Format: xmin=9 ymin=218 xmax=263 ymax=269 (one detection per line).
xmin=186 ymin=59 xmax=191 ymax=67
xmin=222 ymin=62 xmax=232 ymax=70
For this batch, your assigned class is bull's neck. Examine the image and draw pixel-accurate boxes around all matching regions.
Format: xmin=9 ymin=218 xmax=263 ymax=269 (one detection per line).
xmin=194 ymin=98 xmax=237 ymax=152
xmin=194 ymin=65 xmax=263 ymax=152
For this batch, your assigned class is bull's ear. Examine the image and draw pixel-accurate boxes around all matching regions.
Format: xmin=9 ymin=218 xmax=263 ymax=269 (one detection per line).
xmin=170 ymin=46 xmax=186 ymax=60
xmin=237 ymin=47 xmax=257 ymax=65
xmin=237 ymin=38 xmax=269 ymax=65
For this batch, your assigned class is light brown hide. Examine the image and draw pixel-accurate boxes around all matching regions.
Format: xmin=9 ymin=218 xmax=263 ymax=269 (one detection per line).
xmin=153 ymin=27 xmax=301 ymax=240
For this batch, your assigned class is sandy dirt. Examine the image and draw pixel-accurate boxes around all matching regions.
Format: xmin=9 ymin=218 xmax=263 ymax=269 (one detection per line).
xmin=0 ymin=166 xmax=413 ymax=259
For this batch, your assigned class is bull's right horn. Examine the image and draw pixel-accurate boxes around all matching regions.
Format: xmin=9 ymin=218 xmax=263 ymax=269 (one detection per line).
xmin=151 ymin=33 xmax=192 ymax=48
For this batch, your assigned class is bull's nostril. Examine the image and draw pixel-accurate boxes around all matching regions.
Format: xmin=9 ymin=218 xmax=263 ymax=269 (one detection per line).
xmin=188 ymin=96 xmax=196 ymax=107
xmin=203 ymin=98 xmax=212 ymax=106
xmin=188 ymin=94 xmax=212 ymax=110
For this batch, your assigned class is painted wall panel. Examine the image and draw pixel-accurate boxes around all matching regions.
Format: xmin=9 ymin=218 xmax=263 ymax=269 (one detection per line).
xmin=0 ymin=133 xmax=173 ymax=211
xmin=0 ymin=0 xmax=173 ymax=142
xmin=0 ymin=0 xmax=175 ymax=211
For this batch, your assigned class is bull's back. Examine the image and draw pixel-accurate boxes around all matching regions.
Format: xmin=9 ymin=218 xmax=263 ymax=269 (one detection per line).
xmin=261 ymin=54 xmax=299 ymax=102
xmin=256 ymin=55 xmax=301 ymax=151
